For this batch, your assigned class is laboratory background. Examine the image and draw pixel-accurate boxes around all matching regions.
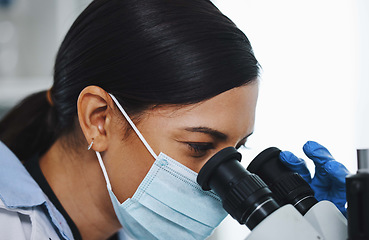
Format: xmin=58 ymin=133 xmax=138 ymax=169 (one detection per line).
xmin=0 ymin=0 xmax=368 ymax=239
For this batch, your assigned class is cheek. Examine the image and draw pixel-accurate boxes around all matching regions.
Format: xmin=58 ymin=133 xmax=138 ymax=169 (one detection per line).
xmin=156 ymin=136 xmax=225 ymax=173
xmin=104 ymin=133 xmax=156 ymax=203
xmin=161 ymin=148 xmax=211 ymax=173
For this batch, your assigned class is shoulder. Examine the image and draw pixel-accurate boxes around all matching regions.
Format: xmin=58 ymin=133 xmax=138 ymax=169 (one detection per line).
xmin=0 ymin=198 xmax=65 ymax=240
xmin=0 ymin=141 xmax=74 ymax=240
xmin=0 ymin=198 xmax=32 ymax=240
xmin=0 ymin=141 xmax=45 ymax=209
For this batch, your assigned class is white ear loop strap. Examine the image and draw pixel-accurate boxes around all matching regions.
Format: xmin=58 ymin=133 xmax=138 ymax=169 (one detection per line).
xmin=109 ymin=93 xmax=158 ymax=160
xmin=95 ymin=151 xmax=112 ymax=190
xmin=95 ymin=94 xmax=158 ymax=190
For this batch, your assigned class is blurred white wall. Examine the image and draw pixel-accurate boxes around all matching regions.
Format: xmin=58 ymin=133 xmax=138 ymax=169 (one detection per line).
xmin=0 ymin=0 xmax=91 ymax=108
xmin=355 ymin=0 xmax=369 ymax=149
xmin=209 ymin=0 xmax=368 ymax=239
xmin=0 ymin=0 xmax=56 ymax=77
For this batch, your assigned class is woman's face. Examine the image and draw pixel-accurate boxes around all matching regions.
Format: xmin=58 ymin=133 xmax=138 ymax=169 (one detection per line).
xmin=105 ymin=80 xmax=259 ymax=202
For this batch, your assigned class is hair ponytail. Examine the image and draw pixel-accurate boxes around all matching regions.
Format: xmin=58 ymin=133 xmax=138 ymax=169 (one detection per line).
xmin=0 ymin=91 xmax=58 ymax=162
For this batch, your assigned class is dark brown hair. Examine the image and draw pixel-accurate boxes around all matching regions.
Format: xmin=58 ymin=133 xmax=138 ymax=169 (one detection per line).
xmin=0 ymin=0 xmax=260 ymax=162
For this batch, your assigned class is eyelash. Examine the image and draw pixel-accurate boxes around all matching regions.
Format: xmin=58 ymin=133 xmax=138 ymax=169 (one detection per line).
xmin=186 ymin=141 xmax=249 ymax=158
xmin=187 ymin=143 xmax=214 ymax=157
xmin=236 ymin=142 xmax=248 ymax=150
xmin=236 ymin=143 xmax=247 ymax=150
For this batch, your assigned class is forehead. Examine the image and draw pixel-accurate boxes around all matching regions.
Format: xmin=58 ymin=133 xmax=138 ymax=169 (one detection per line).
xmin=145 ymin=81 xmax=259 ymax=139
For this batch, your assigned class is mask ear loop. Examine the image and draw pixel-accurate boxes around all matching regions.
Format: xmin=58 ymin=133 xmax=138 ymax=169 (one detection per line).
xmin=96 ymin=151 xmax=112 ymax=190
xmin=95 ymin=94 xmax=159 ymax=190
xmin=108 ymin=93 xmax=158 ymax=160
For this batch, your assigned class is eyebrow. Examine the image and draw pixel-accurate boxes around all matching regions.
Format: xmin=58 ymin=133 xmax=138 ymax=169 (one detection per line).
xmin=183 ymin=126 xmax=253 ymax=142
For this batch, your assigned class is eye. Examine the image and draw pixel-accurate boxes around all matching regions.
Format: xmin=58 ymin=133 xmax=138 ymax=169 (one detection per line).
xmin=187 ymin=142 xmax=214 ymax=158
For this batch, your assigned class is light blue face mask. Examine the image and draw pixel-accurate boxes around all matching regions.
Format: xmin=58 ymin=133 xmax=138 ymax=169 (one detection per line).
xmin=95 ymin=94 xmax=228 ymax=240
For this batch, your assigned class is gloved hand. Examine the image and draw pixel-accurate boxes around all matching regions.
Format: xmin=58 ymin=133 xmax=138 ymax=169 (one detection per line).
xmin=279 ymin=141 xmax=349 ymax=216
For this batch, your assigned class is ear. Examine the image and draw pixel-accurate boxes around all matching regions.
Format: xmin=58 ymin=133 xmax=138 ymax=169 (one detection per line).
xmin=77 ymin=86 xmax=115 ymax=152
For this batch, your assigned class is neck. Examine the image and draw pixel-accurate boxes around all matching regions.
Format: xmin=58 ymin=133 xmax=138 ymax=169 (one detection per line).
xmin=39 ymin=138 xmax=121 ymax=240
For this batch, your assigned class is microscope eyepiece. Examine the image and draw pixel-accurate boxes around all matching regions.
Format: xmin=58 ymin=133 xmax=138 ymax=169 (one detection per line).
xmin=247 ymin=147 xmax=317 ymax=215
xmin=197 ymin=147 xmax=279 ymax=230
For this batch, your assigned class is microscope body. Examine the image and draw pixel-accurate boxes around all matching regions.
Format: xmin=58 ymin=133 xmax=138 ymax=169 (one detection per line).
xmin=245 ymin=204 xmax=323 ymax=240
xmin=245 ymin=200 xmax=347 ymax=240
xmin=197 ymin=147 xmax=348 ymax=240
xmin=246 ymin=147 xmax=347 ymax=240
xmin=304 ymin=200 xmax=347 ymax=240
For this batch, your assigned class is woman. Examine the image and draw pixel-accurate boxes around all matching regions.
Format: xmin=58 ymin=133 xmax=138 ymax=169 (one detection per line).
xmin=0 ymin=0 xmax=348 ymax=239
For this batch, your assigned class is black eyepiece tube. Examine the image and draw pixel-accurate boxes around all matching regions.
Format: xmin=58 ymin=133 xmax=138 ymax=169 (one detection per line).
xmin=346 ymin=149 xmax=369 ymax=240
xmin=197 ymin=147 xmax=279 ymax=230
xmin=247 ymin=147 xmax=317 ymax=215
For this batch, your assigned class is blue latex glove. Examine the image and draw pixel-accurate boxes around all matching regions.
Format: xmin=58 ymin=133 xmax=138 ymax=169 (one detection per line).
xmin=279 ymin=141 xmax=349 ymax=216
